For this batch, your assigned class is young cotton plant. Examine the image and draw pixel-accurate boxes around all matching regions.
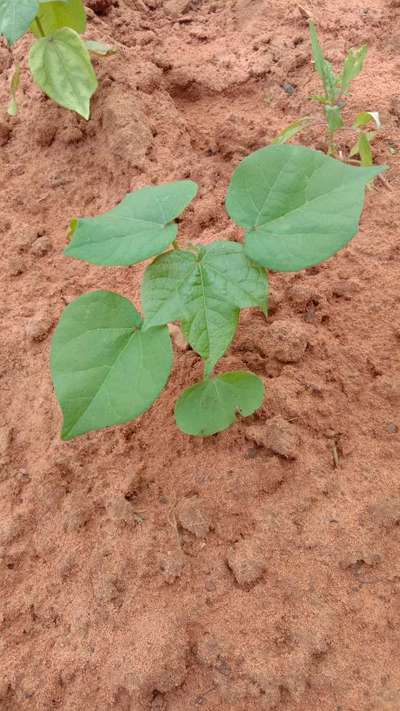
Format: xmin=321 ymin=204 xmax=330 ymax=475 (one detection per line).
xmin=275 ymin=22 xmax=381 ymax=166
xmin=0 ymin=0 xmax=112 ymax=119
xmin=50 ymin=144 xmax=384 ymax=440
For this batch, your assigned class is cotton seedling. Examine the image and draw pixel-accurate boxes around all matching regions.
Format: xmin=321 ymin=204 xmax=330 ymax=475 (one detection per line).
xmin=275 ymin=22 xmax=381 ymax=166
xmin=0 ymin=0 xmax=114 ymax=119
xmin=50 ymin=144 xmax=384 ymax=440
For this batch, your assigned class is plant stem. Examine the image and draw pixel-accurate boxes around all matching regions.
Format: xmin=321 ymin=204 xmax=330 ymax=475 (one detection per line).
xmin=35 ymin=17 xmax=46 ymax=38
xmin=172 ymin=240 xmax=179 ymax=250
xmin=327 ymin=130 xmax=336 ymax=157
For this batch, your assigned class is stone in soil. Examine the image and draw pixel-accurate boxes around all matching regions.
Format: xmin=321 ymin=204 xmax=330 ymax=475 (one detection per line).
xmin=262 ymin=318 xmax=309 ymax=363
xmin=227 ymin=539 xmax=266 ymax=587
xmin=176 ymin=496 xmax=211 ymax=538
xmin=247 ymin=415 xmax=300 ymax=459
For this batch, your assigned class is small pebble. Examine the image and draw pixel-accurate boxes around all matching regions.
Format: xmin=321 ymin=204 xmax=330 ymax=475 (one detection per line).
xmin=227 ymin=540 xmax=265 ymax=587
xmin=8 ymin=256 xmax=25 ymax=276
xmin=282 ymin=82 xmax=296 ymax=95
xmin=31 ymin=236 xmax=51 ymax=257
xmin=247 ymin=415 xmax=300 ymax=459
xmin=386 ymin=422 xmax=398 ymax=434
xmin=25 ymin=317 xmax=53 ymax=342
xmin=176 ymin=496 xmax=210 ymax=538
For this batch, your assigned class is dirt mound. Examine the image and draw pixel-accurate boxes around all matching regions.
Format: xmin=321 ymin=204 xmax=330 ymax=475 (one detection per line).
xmin=1 ymin=0 xmax=400 ymax=709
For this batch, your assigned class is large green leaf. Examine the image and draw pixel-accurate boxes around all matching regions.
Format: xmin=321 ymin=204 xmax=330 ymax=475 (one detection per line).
xmin=51 ymin=291 xmax=173 ymax=440
xmin=0 ymin=0 xmax=38 ymax=45
xmin=31 ymin=0 xmax=85 ymax=36
xmin=175 ymin=371 xmax=264 ymax=436
xmin=65 ymin=181 xmax=198 ymax=266
xmin=141 ymin=241 xmax=268 ymax=374
xmin=226 ymin=144 xmax=384 ymax=272
xmin=29 ymin=28 xmax=97 ymax=119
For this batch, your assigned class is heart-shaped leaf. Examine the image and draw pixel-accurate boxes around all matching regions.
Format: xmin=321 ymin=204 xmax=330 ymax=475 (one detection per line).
xmin=65 ymin=181 xmax=198 ymax=266
xmin=51 ymin=291 xmax=173 ymax=440
xmin=0 ymin=0 xmax=38 ymax=45
xmin=29 ymin=28 xmax=97 ymax=119
xmin=175 ymin=371 xmax=264 ymax=436
xmin=141 ymin=241 xmax=268 ymax=374
xmin=31 ymin=0 xmax=85 ymax=37
xmin=226 ymin=144 xmax=385 ymax=272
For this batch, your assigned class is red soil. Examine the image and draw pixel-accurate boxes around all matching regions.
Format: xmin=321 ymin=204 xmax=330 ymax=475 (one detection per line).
xmin=1 ymin=0 xmax=400 ymax=709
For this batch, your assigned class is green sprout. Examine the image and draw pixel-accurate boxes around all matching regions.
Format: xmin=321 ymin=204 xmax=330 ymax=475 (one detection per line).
xmin=274 ymin=21 xmax=381 ymax=166
xmin=0 ymin=0 xmax=114 ymax=119
xmin=50 ymin=144 xmax=384 ymax=440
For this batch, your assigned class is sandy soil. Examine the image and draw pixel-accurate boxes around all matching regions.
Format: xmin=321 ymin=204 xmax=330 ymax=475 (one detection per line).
xmin=1 ymin=0 xmax=400 ymax=709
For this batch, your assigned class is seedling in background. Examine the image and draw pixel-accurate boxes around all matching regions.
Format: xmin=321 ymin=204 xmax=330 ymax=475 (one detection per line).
xmin=0 ymin=0 xmax=114 ymax=119
xmin=275 ymin=22 xmax=381 ymax=166
xmin=50 ymin=144 xmax=384 ymax=440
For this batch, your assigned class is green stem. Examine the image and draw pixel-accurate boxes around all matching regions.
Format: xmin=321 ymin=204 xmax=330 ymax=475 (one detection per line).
xmin=172 ymin=240 xmax=179 ymax=250
xmin=35 ymin=17 xmax=46 ymax=38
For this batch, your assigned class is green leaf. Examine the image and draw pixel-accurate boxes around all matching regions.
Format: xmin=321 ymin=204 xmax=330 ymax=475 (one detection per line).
xmin=338 ymin=45 xmax=367 ymax=95
xmin=51 ymin=290 xmax=173 ymax=440
xmin=357 ymin=132 xmax=373 ymax=167
xmin=226 ymin=144 xmax=385 ymax=272
xmin=325 ymin=104 xmax=343 ymax=133
xmin=31 ymin=0 xmax=85 ymax=36
xmin=7 ymin=63 xmax=20 ymax=116
xmin=309 ymin=22 xmax=337 ymax=101
xmin=349 ymin=137 xmax=361 ymax=159
xmin=85 ymin=39 xmax=116 ymax=56
xmin=353 ymin=111 xmax=381 ymax=129
xmin=29 ymin=28 xmax=97 ymax=119
xmin=0 ymin=0 xmax=38 ymax=45
xmin=65 ymin=181 xmax=198 ymax=266
xmin=272 ymin=117 xmax=312 ymax=145
xmin=309 ymin=22 xmax=326 ymax=84
xmin=141 ymin=241 xmax=268 ymax=374
xmin=175 ymin=371 xmax=264 ymax=436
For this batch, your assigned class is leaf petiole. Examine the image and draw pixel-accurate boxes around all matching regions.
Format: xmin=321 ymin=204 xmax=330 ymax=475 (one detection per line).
xmin=34 ymin=16 xmax=46 ymax=37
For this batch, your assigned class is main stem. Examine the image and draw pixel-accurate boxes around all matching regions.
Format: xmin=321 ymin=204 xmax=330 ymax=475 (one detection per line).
xmin=327 ymin=129 xmax=336 ymax=156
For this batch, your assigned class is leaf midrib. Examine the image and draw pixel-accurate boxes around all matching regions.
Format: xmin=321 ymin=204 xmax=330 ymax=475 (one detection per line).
xmin=253 ymin=180 xmax=359 ymax=231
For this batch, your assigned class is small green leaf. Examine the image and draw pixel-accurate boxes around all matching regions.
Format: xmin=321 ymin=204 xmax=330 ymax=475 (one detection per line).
xmin=7 ymin=63 xmax=20 ymax=116
xmin=85 ymin=39 xmax=116 ymax=55
xmin=309 ymin=22 xmax=326 ymax=84
xmin=272 ymin=117 xmax=312 ymax=145
xmin=349 ymin=137 xmax=361 ymax=159
xmin=31 ymin=0 xmax=85 ymax=36
xmin=339 ymin=45 xmax=368 ymax=95
xmin=141 ymin=241 xmax=268 ymax=374
xmin=65 ymin=181 xmax=198 ymax=266
xmin=325 ymin=104 xmax=344 ymax=133
xmin=0 ymin=0 xmax=38 ymax=45
xmin=353 ymin=111 xmax=381 ymax=129
xmin=29 ymin=28 xmax=97 ymax=118
xmin=309 ymin=22 xmax=337 ymax=101
xmin=357 ymin=132 xmax=373 ymax=167
xmin=226 ymin=144 xmax=385 ymax=272
xmin=51 ymin=290 xmax=173 ymax=440
xmin=175 ymin=371 xmax=264 ymax=436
